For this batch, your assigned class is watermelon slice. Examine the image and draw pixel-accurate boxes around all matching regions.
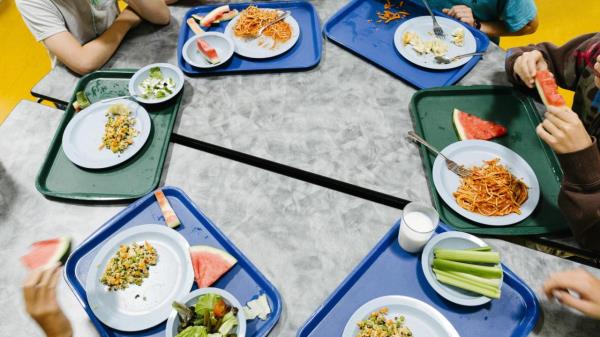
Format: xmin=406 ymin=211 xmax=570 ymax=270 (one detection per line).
xmin=196 ymin=39 xmax=220 ymax=64
xmin=155 ymin=190 xmax=181 ymax=229
xmin=200 ymin=5 xmax=231 ymax=27
xmin=186 ymin=17 xmax=205 ymax=36
xmin=453 ymin=108 xmax=507 ymax=140
xmin=21 ymin=237 xmax=71 ymax=270
xmin=535 ymin=70 xmax=566 ymax=107
xmin=190 ymin=245 xmax=237 ymax=288
xmin=192 ymin=10 xmax=238 ymax=25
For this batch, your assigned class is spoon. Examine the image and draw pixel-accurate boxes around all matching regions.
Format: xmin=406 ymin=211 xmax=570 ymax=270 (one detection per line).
xmin=435 ymin=52 xmax=485 ymax=64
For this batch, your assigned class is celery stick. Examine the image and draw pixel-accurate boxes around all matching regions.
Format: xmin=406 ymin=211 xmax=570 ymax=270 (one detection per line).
xmin=444 ymin=270 xmax=502 ymax=288
xmin=433 ymin=249 xmax=500 ymax=264
xmin=433 ymin=258 xmax=503 ymax=278
xmin=464 ymin=246 xmax=492 ymax=252
xmin=433 ymin=270 xmax=501 ymax=299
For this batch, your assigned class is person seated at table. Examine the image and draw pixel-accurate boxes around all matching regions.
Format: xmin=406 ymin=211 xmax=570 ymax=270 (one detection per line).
xmin=23 ymin=264 xmax=73 ymax=337
xmin=544 ymin=268 xmax=600 ymax=319
xmin=16 ymin=0 xmax=176 ymax=75
xmin=505 ymin=33 xmax=600 ymax=251
xmin=428 ymin=0 xmax=538 ymax=43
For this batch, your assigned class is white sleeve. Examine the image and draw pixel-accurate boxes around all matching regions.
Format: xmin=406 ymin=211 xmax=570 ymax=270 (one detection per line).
xmin=15 ymin=0 xmax=67 ymax=41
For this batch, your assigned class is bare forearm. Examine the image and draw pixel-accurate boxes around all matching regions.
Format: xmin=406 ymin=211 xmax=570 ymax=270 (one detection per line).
xmin=480 ymin=19 xmax=538 ymax=37
xmin=76 ymin=19 xmax=135 ymax=72
xmin=126 ymin=0 xmax=170 ymax=25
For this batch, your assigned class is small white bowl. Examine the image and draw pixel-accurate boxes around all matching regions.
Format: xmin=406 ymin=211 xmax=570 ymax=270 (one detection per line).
xmin=421 ymin=231 xmax=504 ymax=306
xmin=182 ymin=32 xmax=235 ymax=69
xmin=129 ymin=63 xmax=184 ymax=105
xmin=165 ymin=287 xmax=246 ymax=337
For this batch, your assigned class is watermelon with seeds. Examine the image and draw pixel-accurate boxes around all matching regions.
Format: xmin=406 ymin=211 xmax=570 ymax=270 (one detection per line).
xmin=21 ymin=237 xmax=71 ymax=270
xmin=453 ymin=108 xmax=507 ymax=140
xmin=190 ymin=245 xmax=237 ymax=288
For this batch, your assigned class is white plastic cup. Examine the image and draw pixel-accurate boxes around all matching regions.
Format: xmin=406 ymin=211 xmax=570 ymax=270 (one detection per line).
xmin=398 ymin=202 xmax=439 ymax=253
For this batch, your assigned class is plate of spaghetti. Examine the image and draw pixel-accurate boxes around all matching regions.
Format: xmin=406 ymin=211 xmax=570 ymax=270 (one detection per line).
xmin=224 ymin=5 xmax=300 ymax=59
xmin=431 ymin=140 xmax=540 ymax=226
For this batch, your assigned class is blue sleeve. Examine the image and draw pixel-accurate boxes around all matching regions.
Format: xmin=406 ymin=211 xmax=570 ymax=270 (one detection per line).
xmin=501 ymin=0 xmax=537 ymax=32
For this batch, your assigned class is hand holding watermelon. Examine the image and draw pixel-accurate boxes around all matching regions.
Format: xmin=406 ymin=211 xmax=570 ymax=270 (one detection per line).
xmin=536 ymin=106 xmax=592 ymax=154
xmin=514 ymin=50 xmax=548 ymax=88
xmin=22 ymin=264 xmax=73 ymax=337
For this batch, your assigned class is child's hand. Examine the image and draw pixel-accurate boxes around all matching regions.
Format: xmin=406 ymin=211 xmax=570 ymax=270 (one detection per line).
xmin=536 ymin=105 xmax=592 ymax=154
xmin=514 ymin=50 xmax=548 ymax=88
xmin=442 ymin=5 xmax=475 ymax=27
xmin=543 ymin=268 xmax=600 ymax=319
xmin=118 ymin=6 xmax=143 ymax=28
xmin=23 ymin=264 xmax=72 ymax=337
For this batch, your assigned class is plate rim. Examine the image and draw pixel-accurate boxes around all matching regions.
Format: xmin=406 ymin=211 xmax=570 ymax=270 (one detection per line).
xmin=61 ymin=99 xmax=151 ymax=169
xmin=393 ymin=15 xmax=476 ymax=70
xmin=164 ymin=287 xmax=247 ymax=337
xmin=84 ymin=224 xmax=194 ymax=331
xmin=421 ymin=231 xmax=503 ymax=306
xmin=341 ymin=295 xmax=460 ymax=337
xmin=432 ymin=140 xmax=540 ymax=226
xmin=224 ymin=9 xmax=301 ymax=59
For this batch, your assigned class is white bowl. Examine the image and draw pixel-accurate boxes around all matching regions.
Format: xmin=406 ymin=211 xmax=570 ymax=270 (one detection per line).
xmin=129 ymin=63 xmax=184 ymax=105
xmin=182 ymin=32 xmax=235 ymax=69
xmin=421 ymin=231 xmax=504 ymax=306
xmin=165 ymin=287 xmax=246 ymax=337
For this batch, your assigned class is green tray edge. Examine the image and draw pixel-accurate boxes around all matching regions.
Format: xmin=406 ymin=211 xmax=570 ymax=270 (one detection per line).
xmin=409 ymin=85 xmax=566 ymax=236
xmin=34 ymin=69 xmax=182 ymax=201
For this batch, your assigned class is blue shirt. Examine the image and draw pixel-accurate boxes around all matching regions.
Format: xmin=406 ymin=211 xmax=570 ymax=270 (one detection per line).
xmin=427 ymin=0 xmax=537 ymax=32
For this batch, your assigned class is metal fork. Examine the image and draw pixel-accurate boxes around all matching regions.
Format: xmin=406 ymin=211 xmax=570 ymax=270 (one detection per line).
xmin=407 ymin=131 xmax=471 ymax=177
xmin=250 ymin=10 xmax=291 ymax=40
xmin=421 ymin=0 xmax=445 ymax=39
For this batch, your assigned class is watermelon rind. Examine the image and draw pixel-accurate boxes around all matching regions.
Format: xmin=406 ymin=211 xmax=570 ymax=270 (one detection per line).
xmin=452 ymin=108 xmax=468 ymax=140
xmin=190 ymin=245 xmax=237 ymax=265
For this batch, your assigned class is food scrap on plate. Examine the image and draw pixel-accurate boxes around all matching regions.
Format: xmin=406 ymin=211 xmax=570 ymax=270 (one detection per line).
xmin=139 ymin=66 xmax=176 ymax=100
xmin=100 ymin=103 xmax=139 ymax=153
xmin=100 ymin=241 xmax=158 ymax=291
xmin=233 ymin=6 xmax=292 ymax=48
xmin=355 ymin=307 xmax=413 ymax=337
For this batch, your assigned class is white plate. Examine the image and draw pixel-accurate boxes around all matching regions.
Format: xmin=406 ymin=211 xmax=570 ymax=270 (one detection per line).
xmin=129 ymin=63 xmax=184 ymax=104
xmin=224 ymin=9 xmax=300 ymax=59
xmin=86 ymin=225 xmax=194 ymax=331
xmin=182 ymin=32 xmax=235 ymax=69
xmin=394 ymin=16 xmax=476 ymax=70
xmin=421 ymin=231 xmax=503 ymax=306
xmin=165 ymin=288 xmax=247 ymax=337
xmin=342 ymin=295 xmax=459 ymax=337
xmin=62 ymin=99 xmax=151 ymax=169
xmin=432 ymin=140 xmax=540 ymax=226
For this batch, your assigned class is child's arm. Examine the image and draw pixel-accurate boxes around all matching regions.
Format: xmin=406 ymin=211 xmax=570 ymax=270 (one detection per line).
xmin=125 ymin=0 xmax=171 ymax=25
xmin=43 ymin=7 xmax=141 ymax=75
xmin=505 ymin=33 xmax=599 ymax=91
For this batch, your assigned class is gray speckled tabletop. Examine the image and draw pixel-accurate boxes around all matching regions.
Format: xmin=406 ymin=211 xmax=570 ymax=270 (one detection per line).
xmin=30 ymin=0 xmax=510 ymax=202
xmin=2 ymin=100 xmax=600 ymax=337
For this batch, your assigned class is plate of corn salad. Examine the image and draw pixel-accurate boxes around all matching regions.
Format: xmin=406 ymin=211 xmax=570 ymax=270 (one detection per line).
xmin=342 ymin=296 xmax=459 ymax=337
xmin=62 ymin=98 xmax=151 ymax=169
xmin=86 ymin=224 xmax=194 ymax=331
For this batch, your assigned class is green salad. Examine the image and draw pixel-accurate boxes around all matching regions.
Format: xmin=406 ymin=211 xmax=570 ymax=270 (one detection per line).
xmin=172 ymin=293 xmax=239 ymax=337
xmin=139 ymin=67 xmax=176 ymax=99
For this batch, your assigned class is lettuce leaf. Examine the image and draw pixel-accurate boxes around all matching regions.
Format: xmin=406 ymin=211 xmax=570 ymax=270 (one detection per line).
xmin=195 ymin=294 xmax=221 ymax=317
xmin=149 ymin=66 xmax=163 ymax=79
xmin=175 ymin=326 xmax=208 ymax=337
xmin=218 ymin=311 xmax=238 ymax=335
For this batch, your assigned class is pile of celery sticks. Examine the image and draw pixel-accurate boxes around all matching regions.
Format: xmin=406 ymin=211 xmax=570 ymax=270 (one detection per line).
xmin=432 ymin=246 xmax=503 ymax=299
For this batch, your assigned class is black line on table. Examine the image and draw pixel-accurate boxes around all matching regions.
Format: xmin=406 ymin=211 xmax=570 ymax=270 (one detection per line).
xmin=170 ymin=133 xmax=410 ymax=210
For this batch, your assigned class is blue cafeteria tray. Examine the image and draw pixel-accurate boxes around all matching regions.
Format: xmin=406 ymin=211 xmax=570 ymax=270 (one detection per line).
xmin=297 ymin=221 xmax=540 ymax=337
xmin=64 ymin=186 xmax=282 ymax=337
xmin=323 ymin=0 xmax=490 ymax=89
xmin=177 ymin=1 xmax=322 ymax=76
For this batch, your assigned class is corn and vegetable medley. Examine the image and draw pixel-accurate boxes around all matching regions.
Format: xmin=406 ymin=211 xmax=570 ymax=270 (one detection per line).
xmin=356 ymin=307 xmax=413 ymax=337
xmin=100 ymin=241 xmax=158 ymax=291
xmin=100 ymin=103 xmax=139 ymax=153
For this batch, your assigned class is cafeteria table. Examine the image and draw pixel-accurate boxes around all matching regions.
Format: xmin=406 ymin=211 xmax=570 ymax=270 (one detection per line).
xmin=2 ymin=100 xmax=600 ymax=337
xmin=28 ymin=1 xmax=597 ymax=260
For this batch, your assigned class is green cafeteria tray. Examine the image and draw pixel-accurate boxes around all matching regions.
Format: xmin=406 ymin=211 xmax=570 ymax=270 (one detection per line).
xmin=410 ymin=85 xmax=568 ymax=235
xmin=35 ymin=69 xmax=183 ymax=201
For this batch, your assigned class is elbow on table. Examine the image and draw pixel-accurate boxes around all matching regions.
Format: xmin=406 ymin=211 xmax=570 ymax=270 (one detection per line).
xmin=148 ymin=10 xmax=171 ymax=26
xmin=67 ymin=59 xmax=101 ymax=76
